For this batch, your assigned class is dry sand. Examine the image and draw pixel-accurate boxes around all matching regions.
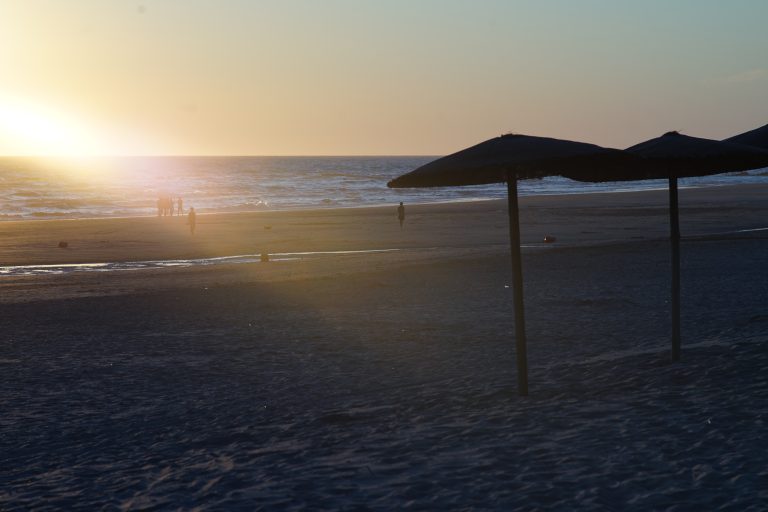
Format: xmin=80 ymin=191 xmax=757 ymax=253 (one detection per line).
xmin=1 ymin=184 xmax=767 ymax=510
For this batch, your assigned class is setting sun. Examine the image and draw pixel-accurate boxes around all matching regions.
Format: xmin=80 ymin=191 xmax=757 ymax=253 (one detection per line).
xmin=0 ymin=97 xmax=101 ymax=157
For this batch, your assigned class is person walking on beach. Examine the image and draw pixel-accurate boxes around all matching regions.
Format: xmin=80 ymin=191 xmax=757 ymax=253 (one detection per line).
xmin=397 ymin=201 xmax=405 ymax=229
xmin=187 ymin=207 xmax=196 ymax=235
xmin=177 ymin=197 xmax=183 ymax=216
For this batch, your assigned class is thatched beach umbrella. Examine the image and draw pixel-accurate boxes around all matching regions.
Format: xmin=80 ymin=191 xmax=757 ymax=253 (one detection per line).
xmin=564 ymin=131 xmax=768 ymax=361
xmin=723 ymin=122 xmax=768 ymax=149
xmin=387 ymin=134 xmax=638 ymax=395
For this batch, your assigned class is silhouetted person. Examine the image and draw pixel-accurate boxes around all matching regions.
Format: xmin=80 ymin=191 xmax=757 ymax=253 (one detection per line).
xmin=397 ymin=202 xmax=405 ymax=229
xmin=161 ymin=195 xmax=170 ymax=216
xmin=177 ymin=197 xmax=183 ymax=216
xmin=157 ymin=197 xmax=162 ymax=217
xmin=169 ymin=197 xmax=175 ymax=216
xmin=187 ymin=207 xmax=196 ymax=235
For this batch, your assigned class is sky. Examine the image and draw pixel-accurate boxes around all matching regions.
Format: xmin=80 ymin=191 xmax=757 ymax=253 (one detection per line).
xmin=1 ymin=0 xmax=767 ymax=156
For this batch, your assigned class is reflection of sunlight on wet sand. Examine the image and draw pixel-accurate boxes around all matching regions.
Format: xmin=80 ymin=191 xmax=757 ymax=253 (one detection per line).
xmin=0 ymin=249 xmax=403 ymax=276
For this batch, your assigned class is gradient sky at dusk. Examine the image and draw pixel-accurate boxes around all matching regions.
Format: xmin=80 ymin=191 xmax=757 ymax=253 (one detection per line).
xmin=1 ymin=0 xmax=767 ymax=155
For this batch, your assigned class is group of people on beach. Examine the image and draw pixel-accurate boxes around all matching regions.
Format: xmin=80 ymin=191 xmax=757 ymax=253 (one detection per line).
xmin=157 ymin=194 xmax=196 ymax=234
xmin=157 ymin=195 xmax=183 ymax=217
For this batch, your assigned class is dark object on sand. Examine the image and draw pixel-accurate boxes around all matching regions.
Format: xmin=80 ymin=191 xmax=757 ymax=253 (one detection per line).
xmin=565 ymin=131 xmax=768 ymax=361
xmin=723 ymin=122 xmax=768 ymax=150
xmin=543 ymin=236 xmax=556 ymax=243
xmin=58 ymin=241 xmax=68 ymax=249
xmin=388 ymin=133 xmax=639 ymax=395
xmin=261 ymin=252 xmax=269 ymax=262
xmin=264 ymin=226 xmax=272 ymax=230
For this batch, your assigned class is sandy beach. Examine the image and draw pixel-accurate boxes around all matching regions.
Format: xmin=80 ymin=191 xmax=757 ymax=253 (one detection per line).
xmin=1 ymin=184 xmax=767 ymax=510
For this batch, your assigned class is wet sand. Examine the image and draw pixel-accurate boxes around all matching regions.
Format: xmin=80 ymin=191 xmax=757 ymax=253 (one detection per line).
xmin=1 ymin=184 xmax=767 ymax=509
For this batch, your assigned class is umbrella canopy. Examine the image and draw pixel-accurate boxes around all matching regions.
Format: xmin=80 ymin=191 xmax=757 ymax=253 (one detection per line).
xmin=563 ymin=131 xmax=768 ymax=182
xmin=388 ymin=133 xmax=639 ymax=396
xmin=387 ymin=133 xmax=637 ymax=188
xmin=564 ymin=130 xmax=768 ymax=362
xmin=723 ymin=122 xmax=768 ymax=150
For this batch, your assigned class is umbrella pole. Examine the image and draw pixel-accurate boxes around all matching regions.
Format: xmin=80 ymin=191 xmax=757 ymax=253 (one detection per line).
xmin=669 ymin=176 xmax=681 ymax=361
xmin=506 ymin=174 xmax=529 ymax=396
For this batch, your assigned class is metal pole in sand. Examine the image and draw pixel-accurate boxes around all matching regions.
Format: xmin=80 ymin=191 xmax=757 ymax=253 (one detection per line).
xmin=669 ymin=176 xmax=681 ymax=361
xmin=506 ymin=172 xmax=529 ymax=396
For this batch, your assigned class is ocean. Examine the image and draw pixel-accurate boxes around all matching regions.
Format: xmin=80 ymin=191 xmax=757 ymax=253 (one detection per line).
xmin=1 ymin=156 xmax=766 ymax=221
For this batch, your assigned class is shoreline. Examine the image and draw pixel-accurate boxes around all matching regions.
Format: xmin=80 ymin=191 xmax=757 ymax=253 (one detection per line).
xmin=0 ymin=180 xmax=761 ymax=225
xmin=1 ymin=182 xmax=767 ymax=305
xmin=3 ymin=223 xmax=767 ymax=278
xmin=1 ymin=183 xmax=767 ymax=268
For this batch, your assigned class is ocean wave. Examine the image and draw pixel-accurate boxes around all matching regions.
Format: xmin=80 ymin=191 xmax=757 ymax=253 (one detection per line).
xmin=30 ymin=211 xmax=71 ymax=217
xmin=11 ymin=190 xmax=44 ymax=197
xmin=205 ymin=201 xmax=269 ymax=213
xmin=23 ymin=199 xmax=90 ymax=209
xmin=0 ymin=156 xmax=766 ymax=221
